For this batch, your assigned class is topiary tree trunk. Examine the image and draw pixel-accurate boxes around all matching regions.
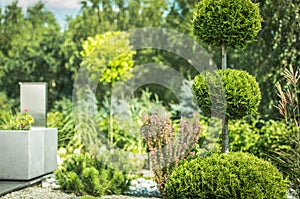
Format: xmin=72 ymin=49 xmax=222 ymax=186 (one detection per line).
xmin=221 ymin=118 xmax=229 ymax=153
xmin=222 ymin=44 xmax=227 ymax=70
xmin=221 ymin=43 xmax=229 ymax=153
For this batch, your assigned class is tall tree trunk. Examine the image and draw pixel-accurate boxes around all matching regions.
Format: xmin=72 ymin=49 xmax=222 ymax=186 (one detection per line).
xmin=221 ymin=43 xmax=229 ymax=153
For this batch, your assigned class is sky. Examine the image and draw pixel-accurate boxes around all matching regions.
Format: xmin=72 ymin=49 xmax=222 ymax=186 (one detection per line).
xmin=0 ymin=0 xmax=82 ymax=27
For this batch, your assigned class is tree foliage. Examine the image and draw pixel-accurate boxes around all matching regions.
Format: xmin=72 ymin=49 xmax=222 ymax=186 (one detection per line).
xmin=81 ymin=31 xmax=136 ymax=84
xmin=192 ymin=0 xmax=262 ymax=49
xmin=192 ymin=69 xmax=261 ymax=120
xmin=0 ymin=0 xmax=197 ymax=108
xmin=0 ymin=0 xmax=298 ymax=119
xmin=0 ymin=1 xmax=71 ymax=108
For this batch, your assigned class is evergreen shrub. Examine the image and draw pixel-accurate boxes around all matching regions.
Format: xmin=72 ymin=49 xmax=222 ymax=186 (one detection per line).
xmin=192 ymin=69 xmax=261 ymax=120
xmin=192 ymin=0 xmax=262 ymax=49
xmin=56 ymin=152 xmax=129 ymax=197
xmin=164 ymin=152 xmax=288 ymax=199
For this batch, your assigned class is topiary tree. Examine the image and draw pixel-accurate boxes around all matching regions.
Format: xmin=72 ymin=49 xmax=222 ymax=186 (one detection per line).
xmin=192 ymin=0 xmax=262 ymax=153
xmin=80 ymin=31 xmax=136 ymax=148
xmin=164 ymin=152 xmax=289 ymax=199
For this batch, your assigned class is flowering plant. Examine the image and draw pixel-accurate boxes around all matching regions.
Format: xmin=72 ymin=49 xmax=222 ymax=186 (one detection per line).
xmin=1 ymin=108 xmax=34 ymax=130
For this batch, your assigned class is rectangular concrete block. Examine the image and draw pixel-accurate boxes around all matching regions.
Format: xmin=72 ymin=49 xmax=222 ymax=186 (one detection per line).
xmin=0 ymin=128 xmax=57 ymax=180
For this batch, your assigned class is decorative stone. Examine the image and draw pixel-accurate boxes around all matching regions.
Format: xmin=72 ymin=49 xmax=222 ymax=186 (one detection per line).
xmin=126 ymin=177 xmax=161 ymax=198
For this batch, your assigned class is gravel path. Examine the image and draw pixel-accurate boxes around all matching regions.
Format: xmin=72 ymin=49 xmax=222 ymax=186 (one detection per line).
xmin=0 ymin=173 xmax=161 ymax=199
xmin=0 ymin=185 xmax=161 ymax=199
xmin=0 ymin=185 xmax=75 ymax=199
xmin=2 ymin=183 xmax=296 ymax=199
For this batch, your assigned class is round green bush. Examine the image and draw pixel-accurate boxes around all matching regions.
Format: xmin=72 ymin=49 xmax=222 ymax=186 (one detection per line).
xmin=164 ymin=152 xmax=289 ymax=199
xmin=192 ymin=0 xmax=262 ymax=49
xmin=192 ymin=69 xmax=261 ymax=120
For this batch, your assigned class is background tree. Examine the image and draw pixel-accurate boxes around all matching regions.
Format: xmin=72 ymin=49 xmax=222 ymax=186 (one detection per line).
xmin=80 ymin=31 xmax=136 ymax=148
xmin=230 ymin=0 xmax=300 ymax=118
xmin=192 ymin=0 xmax=262 ymax=153
xmin=3 ymin=0 xmax=296 ymax=120
xmin=0 ymin=0 xmax=199 ymax=111
xmin=64 ymin=0 xmax=169 ymax=104
xmin=0 ymin=1 xmax=69 ymax=109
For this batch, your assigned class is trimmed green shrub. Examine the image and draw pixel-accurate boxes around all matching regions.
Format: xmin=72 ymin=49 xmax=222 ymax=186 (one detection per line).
xmin=192 ymin=0 xmax=262 ymax=49
xmin=192 ymin=0 xmax=262 ymax=153
xmin=55 ymin=152 xmax=129 ymax=197
xmin=164 ymin=152 xmax=288 ymax=199
xmin=192 ymin=69 xmax=261 ymax=120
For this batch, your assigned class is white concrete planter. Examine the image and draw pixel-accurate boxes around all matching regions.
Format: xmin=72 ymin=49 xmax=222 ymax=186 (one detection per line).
xmin=0 ymin=128 xmax=57 ymax=180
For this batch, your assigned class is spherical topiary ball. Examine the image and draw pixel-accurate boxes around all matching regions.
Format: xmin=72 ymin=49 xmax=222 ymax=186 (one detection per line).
xmin=163 ymin=152 xmax=289 ymax=199
xmin=192 ymin=69 xmax=261 ymax=120
xmin=192 ymin=0 xmax=262 ymax=49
